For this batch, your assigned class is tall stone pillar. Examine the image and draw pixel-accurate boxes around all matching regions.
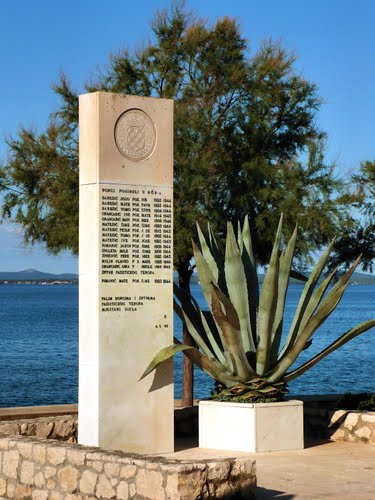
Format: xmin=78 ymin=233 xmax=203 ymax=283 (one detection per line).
xmin=79 ymin=92 xmax=174 ymax=454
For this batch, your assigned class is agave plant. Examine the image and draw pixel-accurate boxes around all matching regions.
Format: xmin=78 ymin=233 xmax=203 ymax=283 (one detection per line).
xmin=141 ymin=215 xmax=375 ymax=401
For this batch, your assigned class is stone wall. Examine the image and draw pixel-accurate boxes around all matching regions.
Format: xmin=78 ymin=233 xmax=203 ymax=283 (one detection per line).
xmin=0 ymin=417 xmax=77 ymax=443
xmin=1 ymin=403 xmax=375 ymax=447
xmin=304 ymin=405 xmax=375 ymax=444
xmin=0 ymin=435 xmax=256 ymax=499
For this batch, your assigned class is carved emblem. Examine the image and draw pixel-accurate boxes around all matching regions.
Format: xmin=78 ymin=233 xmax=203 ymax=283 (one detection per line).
xmin=114 ymin=109 xmax=156 ymax=161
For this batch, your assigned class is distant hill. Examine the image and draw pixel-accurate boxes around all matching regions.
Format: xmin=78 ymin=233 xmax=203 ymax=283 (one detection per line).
xmin=0 ymin=268 xmax=78 ymax=281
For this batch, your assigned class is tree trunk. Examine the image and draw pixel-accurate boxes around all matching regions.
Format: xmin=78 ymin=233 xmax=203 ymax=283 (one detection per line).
xmin=177 ymin=260 xmax=194 ymax=407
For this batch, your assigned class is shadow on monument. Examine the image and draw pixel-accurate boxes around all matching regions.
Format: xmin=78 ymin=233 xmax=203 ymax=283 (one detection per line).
xmin=147 ymin=362 xmax=173 ymax=393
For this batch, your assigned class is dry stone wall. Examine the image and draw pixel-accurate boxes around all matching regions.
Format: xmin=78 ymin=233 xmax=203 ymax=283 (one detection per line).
xmin=0 ymin=417 xmax=77 ymax=443
xmin=1 ymin=404 xmax=375 ymax=446
xmin=305 ymin=406 xmax=375 ymax=444
xmin=0 ymin=435 xmax=256 ymax=499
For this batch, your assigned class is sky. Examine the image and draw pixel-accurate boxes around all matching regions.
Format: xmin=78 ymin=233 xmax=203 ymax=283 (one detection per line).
xmin=0 ymin=0 xmax=374 ymax=273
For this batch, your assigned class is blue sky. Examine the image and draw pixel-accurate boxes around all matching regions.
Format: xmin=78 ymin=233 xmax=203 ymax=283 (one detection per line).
xmin=0 ymin=0 xmax=374 ymax=273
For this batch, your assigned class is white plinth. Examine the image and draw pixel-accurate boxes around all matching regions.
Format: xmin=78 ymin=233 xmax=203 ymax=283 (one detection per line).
xmin=199 ymin=399 xmax=304 ymax=453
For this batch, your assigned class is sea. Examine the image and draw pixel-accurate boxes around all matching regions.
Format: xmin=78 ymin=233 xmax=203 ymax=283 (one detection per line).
xmin=0 ymin=283 xmax=374 ymax=407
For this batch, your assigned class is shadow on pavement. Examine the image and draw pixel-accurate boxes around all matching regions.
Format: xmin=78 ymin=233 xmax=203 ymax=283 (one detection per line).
xmin=303 ymin=437 xmax=333 ymax=449
xmin=256 ymin=486 xmax=295 ymax=499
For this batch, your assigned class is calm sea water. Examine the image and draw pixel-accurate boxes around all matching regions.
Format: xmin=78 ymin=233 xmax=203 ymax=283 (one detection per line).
xmin=0 ymin=283 xmax=374 ymax=407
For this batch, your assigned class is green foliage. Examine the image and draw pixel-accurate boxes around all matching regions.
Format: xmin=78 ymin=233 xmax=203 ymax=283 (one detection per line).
xmin=330 ymin=160 xmax=375 ymax=272
xmin=337 ymin=392 xmax=375 ymax=411
xmin=0 ymin=2 xmax=356 ymax=273
xmin=141 ymin=216 xmax=375 ymax=401
xmin=0 ymin=121 xmax=78 ymax=254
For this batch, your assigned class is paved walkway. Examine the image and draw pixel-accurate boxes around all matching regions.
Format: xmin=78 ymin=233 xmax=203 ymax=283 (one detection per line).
xmin=170 ymin=439 xmax=375 ymax=499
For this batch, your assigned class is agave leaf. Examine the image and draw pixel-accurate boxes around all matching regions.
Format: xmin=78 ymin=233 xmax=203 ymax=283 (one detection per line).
xmin=278 ymin=238 xmax=336 ymax=359
xmin=176 ymin=273 xmax=233 ymax=370
xmin=269 ymin=224 xmax=298 ymax=366
xmin=329 ymin=255 xmax=362 ymax=296
xmin=278 ymin=257 xmax=361 ymax=368
xmin=180 ymin=309 xmax=216 ymax=359
xmin=192 ymin=240 xmax=217 ymax=310
xmin=196 ymin=222 xmax=219 ymax=283
xmin=225 ymin=222 xmax=255 ymax=353
xmin=284 ymin=319 xmax=375 ymax=382
xmin=173 ymin=298 xmax=184 ymax=322
xmin=139 ymin=343 xmax=194 ymax=381
xmin=210 ymin=284 xmax=256 ymax=374
xmin=237 ymin=220 xmax=244 ymax=253
xmin=207 ymin=223 xmax=227 ymax=294
xmin=293 ymin=266 xmax=338 ymax=341
xmin=211 ymin=286 xmax=254 ymax=380
xmin=199 ymin=310 xmax=228 ymax=365
xmin=181 ymin=346 xmax=239 ymax=387
xmin=173 ymin=283 xmax=202 ymax=322
xmin=268 ymin=282 xmax=349 ymax=382
xmin=174 ymin=286 xmax=214 ymax=353
xmin=174 ymin=294 xmax=224 ymax=364
xmin=256 ymin=214 xmax=283 ymax=375
xmin=241 ymin=216 xmax=259 ymax=346
xmin=211 ymin=283 xmax=240 ymax=330
xmin=173 ymin=336 xmax=239 ymax=387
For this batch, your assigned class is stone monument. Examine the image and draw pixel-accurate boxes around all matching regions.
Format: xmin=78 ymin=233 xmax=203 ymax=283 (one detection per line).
xmin=78 ymin=92 xmax=174 ymax=454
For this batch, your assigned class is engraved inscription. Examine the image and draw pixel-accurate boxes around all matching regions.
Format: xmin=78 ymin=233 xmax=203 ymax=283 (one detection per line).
xmin=100 ymin=185 xmax=172 ymax=315
xmin=114 ymin=109 xmax=156 ymax=161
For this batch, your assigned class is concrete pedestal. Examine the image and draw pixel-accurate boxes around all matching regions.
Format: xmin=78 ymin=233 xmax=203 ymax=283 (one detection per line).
xmin=199 ymin=400 xmax=304 ymax=453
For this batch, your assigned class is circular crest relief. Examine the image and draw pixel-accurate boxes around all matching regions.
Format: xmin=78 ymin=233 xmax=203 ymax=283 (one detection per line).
xmin=114 ymin=109 xmax=156 ymax=161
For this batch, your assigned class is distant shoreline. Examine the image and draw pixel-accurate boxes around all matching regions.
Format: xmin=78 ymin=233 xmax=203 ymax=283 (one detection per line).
xmin=0 ymin=280 xmax=78 ymax=285
xmin=1 ymin=279 xmax=375 ymax=286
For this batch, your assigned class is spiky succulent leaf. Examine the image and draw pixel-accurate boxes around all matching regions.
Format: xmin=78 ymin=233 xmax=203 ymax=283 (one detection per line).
xmin=199 ymin=310 xmax=228 ymax=365
xmin=142 ymin=337 xmax=239 ymax=388
xmin=147 ymin=216 xmax=374 ymax=399
xmin=175 ymin=275 xmax=233 ymax=369
xmin=139 ymin=344 xmax=193 ymax=381
xmin=179 ymin=309 xmax=216 ymax=359
xmin=278 ymin=238 xmax=336 ymax=359
xmin=256 ymin=214 xmax=283 ymax=374
xmin=241 ymin=216 xmax=259 ymax=345
xmin=211 ymin=286 xmax=254 ymax=380
xmin=237 ymin=220 xmax=244 ymax=253
xmin=225 ymin=222 xmax=255 ymax=353
xmin=290 ymin=266 xmax=338 ymax=347
xmin=269 ymin=224 xmax=298 ymax=365
xmin=207 ymin=223 xmax=227 ymax=294
xmin=268 ymin=281 xmax=350 ymax=382
xmin=192 ymin=240 xmax=216 ymax=309
xmin=329 ymin=255 xmax=362 ymax=296
xmin=173 ymin=283 xmax=202 ymax=321
xmin=196 ymin=222 xmax=219 ymax=283
xmin=284 ymin=319 xmax=375 ymax=382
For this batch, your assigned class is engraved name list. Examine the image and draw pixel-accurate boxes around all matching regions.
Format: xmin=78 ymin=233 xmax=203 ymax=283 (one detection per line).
xmin=100 ymin=184 xmax=172 ymax=314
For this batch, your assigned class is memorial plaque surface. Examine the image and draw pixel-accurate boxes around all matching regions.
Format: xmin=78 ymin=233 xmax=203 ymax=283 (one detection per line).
xmin=79 ymin=92 xmax=173 ymax=454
